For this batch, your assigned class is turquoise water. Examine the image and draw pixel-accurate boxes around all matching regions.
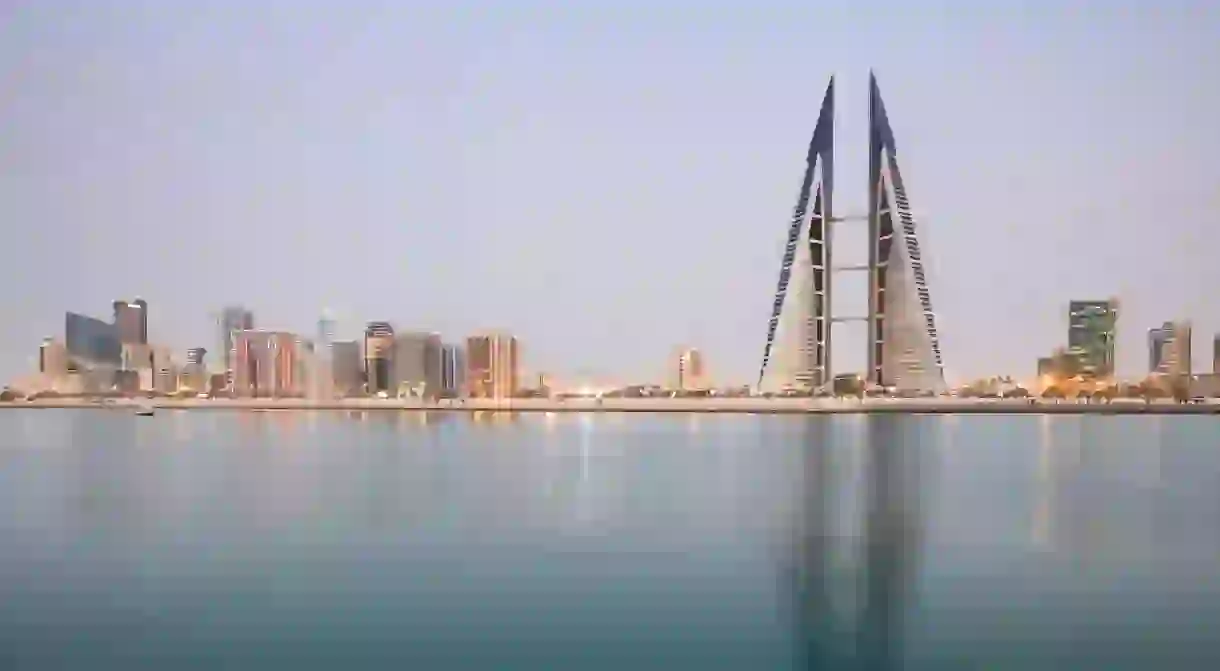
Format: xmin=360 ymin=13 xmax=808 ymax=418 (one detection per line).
xmin=1 ymin=410 xmax=1218 ymax=669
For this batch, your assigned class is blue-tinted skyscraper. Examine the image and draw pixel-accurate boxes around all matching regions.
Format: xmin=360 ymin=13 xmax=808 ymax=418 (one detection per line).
xmin=65 ymin=312 xmax=122 ymax=367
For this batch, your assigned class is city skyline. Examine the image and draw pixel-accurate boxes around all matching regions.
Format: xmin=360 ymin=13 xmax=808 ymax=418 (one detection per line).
xmin=2 ymin=2 xmax=1219 ymax=385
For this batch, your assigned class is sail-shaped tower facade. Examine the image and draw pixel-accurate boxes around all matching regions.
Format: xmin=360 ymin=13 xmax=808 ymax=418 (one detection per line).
xmin=758 ymin=78 xmax=834 ymax=393
xmin=760 ymin=73 xmax=945 ymax=395
xmin=866 ymin=73 xmax=946 ymax=393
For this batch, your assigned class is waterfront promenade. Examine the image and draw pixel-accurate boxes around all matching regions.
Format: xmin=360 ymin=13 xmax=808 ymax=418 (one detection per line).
xmin=4 ymin=396 xmax=1220 ymax=415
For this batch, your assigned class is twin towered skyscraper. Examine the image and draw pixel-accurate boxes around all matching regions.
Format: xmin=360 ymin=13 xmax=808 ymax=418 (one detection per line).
xmin=759 ymin=73 xmax=946 ymax=394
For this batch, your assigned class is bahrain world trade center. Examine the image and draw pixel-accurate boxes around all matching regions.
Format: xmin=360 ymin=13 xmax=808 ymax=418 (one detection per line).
xmin=758 ymin=73 xmax=946 ymax=394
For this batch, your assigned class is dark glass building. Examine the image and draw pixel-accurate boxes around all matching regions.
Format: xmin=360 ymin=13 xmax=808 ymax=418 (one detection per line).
xmin=65 ymin=312 xmax=122 ymax=367
xmin=364 ymin=322 xmax=395 ymax=394
xmin=1068 ymin=299 xmax=1118 ymax=378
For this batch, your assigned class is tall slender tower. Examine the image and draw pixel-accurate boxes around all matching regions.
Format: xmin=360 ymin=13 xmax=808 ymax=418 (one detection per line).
xmin=314 ymin=310 xmax=336 ymax=399
xmin=758 ymin=77 xmax=835 ymax=393
xmin=760 ymin=73 xmax=945 ymax=395
xmin=867 ymin=72 xmax=945 ymax=393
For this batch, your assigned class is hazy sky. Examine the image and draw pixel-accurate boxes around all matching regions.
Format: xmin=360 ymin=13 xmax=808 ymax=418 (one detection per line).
xmin=2 ymin=0 xmax=1218 ymax=386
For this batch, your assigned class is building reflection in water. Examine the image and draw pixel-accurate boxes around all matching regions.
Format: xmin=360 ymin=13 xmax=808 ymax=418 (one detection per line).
xmin=786 ymin=417 xmax=839 ymax=667
xmin=1031 ymin=414 xmax=1056 ymax=550
xmin=67 ymin=411 xmax=146 ymax=543
xmin=786 ymin=415 xmax=928 ymax=671
xmin=855 ymin=415 xmax=926 ymax=671
xmin=470 ymin=411 xmax=520 ymax=425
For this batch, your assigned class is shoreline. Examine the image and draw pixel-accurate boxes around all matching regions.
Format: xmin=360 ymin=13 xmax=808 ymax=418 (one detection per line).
xmin=3 ymin=398 xmax=1220 ymax=415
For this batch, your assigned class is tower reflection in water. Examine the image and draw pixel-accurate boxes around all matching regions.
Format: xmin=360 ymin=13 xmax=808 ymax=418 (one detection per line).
xmin=786 ymin=415 xmax=928 ymax=671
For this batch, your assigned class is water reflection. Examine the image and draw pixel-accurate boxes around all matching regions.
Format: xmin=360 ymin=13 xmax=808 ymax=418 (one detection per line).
xmin=67 ymin=411 xmax=147 ymax=542
xmin=787 ymin=417 xmax=838 ymax=667
xmin=787 ymin=415 xmax=927 ymax=670
xmin=856 ymin=416 xmax=925 ymax=671
xmin=470 ymin=411 xmax=521 ymax=425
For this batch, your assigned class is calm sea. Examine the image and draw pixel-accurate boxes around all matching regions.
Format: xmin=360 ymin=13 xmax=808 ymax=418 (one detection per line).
xmin=1 ymin=410 xmax=1218 ymax=669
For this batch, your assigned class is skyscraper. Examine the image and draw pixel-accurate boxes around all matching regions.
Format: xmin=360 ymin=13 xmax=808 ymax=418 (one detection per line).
xmin=441 ymin=343 xmax=466 ymax=397
xmin=1149 ymin=325 xmax=1169 ymax=373
xmin=867 ymin=73 xmax=945 ymax=393
xmin=760 ymin=77 xmax=834 ymax=393
xmin=1149 ymin=321 xmax=1191 ymax=377
xmin=231 ymin=330 xmax=300 ymax=397
xmin=465 ymin=332 xmax=519 ymax=399
xmin=220 ymin=306 xmax=254 ymax=373
xmin=331 ymin=340 xmax=363 ymax=397
xmin=760 ymin=73 xmax=945 ymax=394
xmin=674 ymin=347 xmax=706 ymax=391
xmin=393 ymin=332 xmax=443 ymax=398
xmin=1068 ymin=299 xmax=1118 ymax=378
xmin=65 ymin=312 xmax=122 ymax=368
xmin=182 ymin=348 xmax=208 ymax=392
xmin=39 ymin=338 xmax=68 ymax=377
xmin=112 ymin=299 xmax=148 ymax=345
xmin=364 ymin=322 xmax=395 ymax=394
xmin=314 ymin=311 xmax=336 ymax=399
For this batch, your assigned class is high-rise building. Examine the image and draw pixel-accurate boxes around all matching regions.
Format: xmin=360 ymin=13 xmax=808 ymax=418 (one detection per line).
xmin=1149 ymin=325 xmax=1169 ymax=373
xmin=759 ymin=73 xmax=945 ymax=394
xmin=441 ymin=343 xmax=466 ymax=397
xmin=1171 ymin=321 xmax=1191 ymax=376
xmin=65 ymin=312 xmax=122 ymax=368
xmin=364 ymin=322 xmax=395 ymax=394
xmin=112 ymin=299 xmax=148 ymax=345
xmin=759 ymin=77 xmax=834 ymax=393
xmin=866 ymin=73 xmax=944 ymax=393
xmin=181 ymin=348 xmax=208 ymax=391
xmin=465 ymin=332 xmax=519 ymax=399
xmin=39 ymin=338 xmax=68 ymax=377
xmin=1149 ymin=321 xmax=1191 ymax=376
xmin=674 ymin=347 xmax=706 ymax=391
xmin=331 ymin=340 xmax=363 ymax=397
xmin=314 ymin=311 xmax=336 ymax=399
xmin=231 ymin=330 xmax=301 ymax=397
xmin=393 ymin=332 xmax=443 ymax=398
xmin=220 ymin=306 xmax=255 ymax=373
xmin=1068 ymin=299 xmax=1118 ymax=378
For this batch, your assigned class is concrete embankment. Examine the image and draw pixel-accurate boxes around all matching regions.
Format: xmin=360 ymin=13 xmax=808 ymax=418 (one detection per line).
xmin=3 ymin=398 xmax=1220 ymax=415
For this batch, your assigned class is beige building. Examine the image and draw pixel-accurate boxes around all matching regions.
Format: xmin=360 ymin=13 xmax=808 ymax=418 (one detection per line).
xmin=1150 ymin=321 xmax=1192 ymax=377
xmin=39 ymin=338 xmax=69 ymax=378
xmin=673 ymin=347 xmax=706 ymax=391
xmin=465 ymin=332 xmax=519 ymax=399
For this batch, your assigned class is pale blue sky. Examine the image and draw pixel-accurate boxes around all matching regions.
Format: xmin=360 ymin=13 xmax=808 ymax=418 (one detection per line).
xmin=2 ymin=0 xmax=1218 ymax=386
